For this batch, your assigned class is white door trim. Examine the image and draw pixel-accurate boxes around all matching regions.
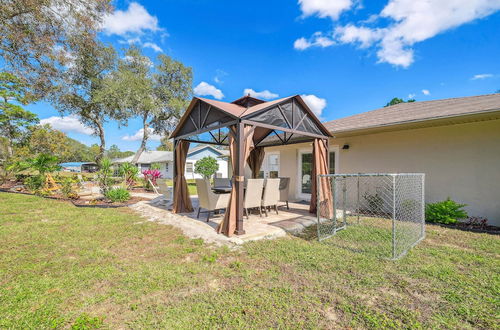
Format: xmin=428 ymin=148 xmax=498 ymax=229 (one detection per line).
xmin=296 ymin=145 xmax=341 ymax=200
xmin=297 ymin=148 xmax=312 ymax=200
xmin=329 ymin=145 xmax=340 ymax=174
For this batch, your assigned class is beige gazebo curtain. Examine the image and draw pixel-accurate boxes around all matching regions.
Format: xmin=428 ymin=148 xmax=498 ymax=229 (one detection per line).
xmin=172 ymin=140 xmax=193 ymax=213
xmin=309 ymin=138 xmax=332 ymax=217
xmin=247 ymin=147 xmax=265 ymax=178
xmin=217 ymin=124 xmax=255 ymax=236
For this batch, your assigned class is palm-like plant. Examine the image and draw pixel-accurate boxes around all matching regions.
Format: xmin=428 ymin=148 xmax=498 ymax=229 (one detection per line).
xmin=22 ymin=154 xmax=61 ymax=176
xmin=10 ymin=154 xmax=61 ymax=191
xmin=96 ymin=158 xmax=113 ymax=194
xmin=119 ymin=162 xmax=139 ymax=189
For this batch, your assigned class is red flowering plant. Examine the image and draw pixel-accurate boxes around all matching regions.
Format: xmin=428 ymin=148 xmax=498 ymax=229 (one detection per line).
xmin=142 ymin=169 xmax=162 ymax=187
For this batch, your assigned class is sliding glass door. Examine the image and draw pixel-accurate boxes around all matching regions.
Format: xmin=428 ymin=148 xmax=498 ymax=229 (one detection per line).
xmin=299 ymin=151 xmax=313 ymax=198
xmin=298 ymin=147 xmax=338 ymax=199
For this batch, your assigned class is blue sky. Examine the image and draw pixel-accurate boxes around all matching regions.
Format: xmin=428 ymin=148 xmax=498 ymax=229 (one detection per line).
xmin=30 ymin=0 xmax=500 ymax=151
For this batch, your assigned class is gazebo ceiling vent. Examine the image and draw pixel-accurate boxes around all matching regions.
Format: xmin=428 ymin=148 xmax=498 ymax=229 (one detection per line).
xmin=231 ymin=94 xmax=266 ymax=108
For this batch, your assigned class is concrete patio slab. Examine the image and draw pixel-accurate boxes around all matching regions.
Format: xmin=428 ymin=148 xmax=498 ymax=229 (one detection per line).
xmin=129 ymin=196 xmax=319 ymax=246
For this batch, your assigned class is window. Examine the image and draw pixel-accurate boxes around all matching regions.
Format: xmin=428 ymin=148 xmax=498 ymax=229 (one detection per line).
xmin=301 ymin=152 xmax=313 ymax=194
xmin=186 ymin=162 xmax=193 ymax=173
xmin=268 ymin=154 xmax=280 ymax=178
xmin=329 ymin=152 xmax=335 ymax=174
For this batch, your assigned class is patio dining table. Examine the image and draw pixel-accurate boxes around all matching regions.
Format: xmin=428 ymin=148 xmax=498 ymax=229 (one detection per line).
xmin=212 ymin=186 xmax=232 ymax=194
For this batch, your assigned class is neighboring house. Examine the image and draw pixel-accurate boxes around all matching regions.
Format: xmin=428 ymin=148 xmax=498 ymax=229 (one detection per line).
xmin=112 ymin=145 xmax=229 ymax=179
xmin=183 ymin=145 xmax=229 ymax=179
xmin=264 ymin=93 xmax=500 ymax=225
xmin=59 ymin=162 xmax=98 ymax=173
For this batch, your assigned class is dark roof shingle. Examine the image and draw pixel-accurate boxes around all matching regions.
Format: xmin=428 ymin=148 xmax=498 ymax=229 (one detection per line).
xmin=324 ymin=93 xmax=500 ymax=133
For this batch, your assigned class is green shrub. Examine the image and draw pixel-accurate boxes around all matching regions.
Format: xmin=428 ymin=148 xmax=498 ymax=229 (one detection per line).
xmin=194 ymin=156 xmax=219 ymax=179
xmin=24 ymin=175 xmax=44 ymax=191
xmin=97 ymin=158 xmax=113 ymax=194
xmin=425 ymin=198 xmax=468 ymax=224
xmin=119 ymin=162 xmax=139 ymax=189
xmin=61 ymin=177 xmax=78 ymax=199
xmin=104 ymin=187 xmax=130 ymax=203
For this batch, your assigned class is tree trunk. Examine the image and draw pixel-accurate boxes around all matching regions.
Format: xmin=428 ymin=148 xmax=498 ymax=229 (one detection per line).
xmin=6 ymin=143 xmax=13 ymax=158
xmin=95 ymin=121 xmax=106 ymax=165
xmin=131 ymin=114 xmax=149 ymax=164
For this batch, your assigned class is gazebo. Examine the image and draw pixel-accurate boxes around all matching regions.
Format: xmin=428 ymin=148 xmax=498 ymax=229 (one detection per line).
xmin=169 ymin=94 xmax=332 ymax=236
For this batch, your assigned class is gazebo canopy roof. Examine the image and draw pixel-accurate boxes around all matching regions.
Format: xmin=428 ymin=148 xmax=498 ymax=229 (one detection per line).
xmin=170 ymin=95 xmax=332 ymax=147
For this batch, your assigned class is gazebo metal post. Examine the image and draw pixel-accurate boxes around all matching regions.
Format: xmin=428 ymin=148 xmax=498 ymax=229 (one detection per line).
xmin=235 ymin=121 xmax=245 ymax=235
xmin=172 ymin=138 xmax=177 ymax=203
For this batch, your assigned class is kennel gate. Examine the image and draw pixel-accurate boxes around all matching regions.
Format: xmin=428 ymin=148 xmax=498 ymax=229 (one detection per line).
xmin=316 ymin=173 xmax=425 ymax=260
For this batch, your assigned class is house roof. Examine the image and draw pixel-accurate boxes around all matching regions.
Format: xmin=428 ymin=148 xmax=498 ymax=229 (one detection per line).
xmin=113 ymin=151 xmax=173 ymax=164
xmin=112 ymin=145 xmax=229 ymax=164
xmin=187 ymin=144 xmax=229 ymax=156
xmin=324 ymin=93 xmax=500 ymax=134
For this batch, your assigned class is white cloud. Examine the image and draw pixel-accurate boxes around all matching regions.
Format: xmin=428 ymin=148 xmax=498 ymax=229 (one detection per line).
xmin=296 ymin=0 xmax=500 ymax=67
xmin=143 ymin=42 xmax=163 ymax=52
xmin=214 ymin=69 xmax=228 ymax=84
xmin=40 ymin=115 xmax=93 ymax=135
xmin=122 ymin=128 xmax=161 ymax=142
xmin=119 ymin=37 xmax=141 ymax=45
xmin=299 ymin=0 xmax=356 ymax=20
xmin=294 ymin=37 xmax=312 ymax=50
xmin=471 ymin=73 xmax=494 ymax=80
xmin=300 ymin=94 xmax=327 ymax=117
xmin=103 ymin=2 xmax=160 ymax=36
xmin=194 ymin=82 xmax=224 ymax=100
xmin=422 ymin=89 xmax=430 ymax=95
xmin=118 ymin=37 xmax=164 ymax=53
xmin=294 ymin=32 xmax=335 ymax=50
xmin=334 ymin=25 xmax=384 ymax=48
xmin=408 ymin=93 xmax=416 ymax=99
xmin=243 ymin=88 xmax=279 ymax=100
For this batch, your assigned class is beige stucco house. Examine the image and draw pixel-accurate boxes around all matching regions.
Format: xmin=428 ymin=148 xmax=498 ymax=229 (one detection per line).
xmin=262 ymin=93 xmax=500 ymax=225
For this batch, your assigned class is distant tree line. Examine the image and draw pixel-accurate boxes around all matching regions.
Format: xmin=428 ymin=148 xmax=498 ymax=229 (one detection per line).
xmin=384 ymin=97 xmax=416 ymax=107
xmin=0 ymin=0 xmax=192 ymax=172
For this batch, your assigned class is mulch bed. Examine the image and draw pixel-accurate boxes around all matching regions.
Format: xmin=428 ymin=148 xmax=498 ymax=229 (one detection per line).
xmin=0 ymin=184 xmax=151 ymax=208
xmin=433 ymin=222 xmax=500 ymax=235
xmin=129 ymin=187 xmax=155 ymax=194
xmin=71 ymin=196 xmax=150 ymax=208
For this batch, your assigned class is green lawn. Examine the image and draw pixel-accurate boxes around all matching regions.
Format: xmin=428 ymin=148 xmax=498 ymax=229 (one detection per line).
xmin=160 ymin=179 xmax=197 ymax=195
xmin=0 ymin=192 xmax=498 ymax=329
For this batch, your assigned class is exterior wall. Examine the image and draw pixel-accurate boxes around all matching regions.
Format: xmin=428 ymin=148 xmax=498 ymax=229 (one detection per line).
xmin=136 ymin=162 xmax=173 ymax=179
xmin=268 ymin=119 xmax=500 ymax=225
xmin=264 ymin=144 xmax=304 ymax=201
xmin=157 ymin=162 xmax=172 ymax=179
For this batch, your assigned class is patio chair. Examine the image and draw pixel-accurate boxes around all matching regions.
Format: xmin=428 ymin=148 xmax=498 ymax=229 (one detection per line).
xmin=156 ymin=179 xmax=172 ymax=202
xmin=262 ymin=178 xmax=280 ymax=216
xmin=243 ymin=179 xmax=264 ymax=218
xmin=279 ymin=177 xmax=290 ymax=210
xmin=214 ymin=178 xmax=231 ymax=188
xmin=196 ymin=179 xmax=230 ymax=222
